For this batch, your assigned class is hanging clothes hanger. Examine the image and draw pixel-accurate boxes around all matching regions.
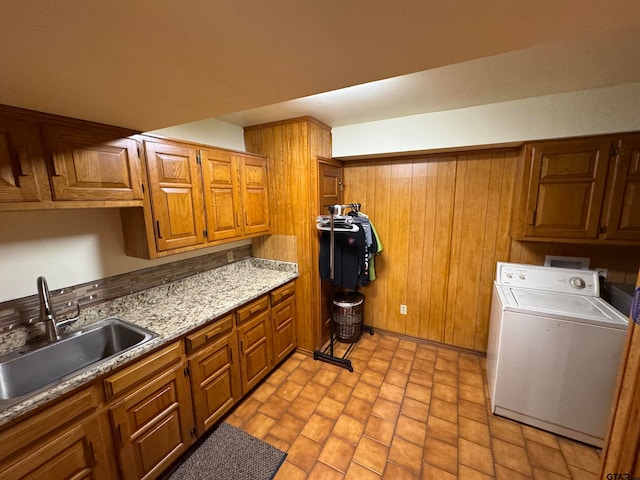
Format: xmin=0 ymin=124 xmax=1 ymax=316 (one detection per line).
xmin=316 ymin=203 xmax=361 ymax=232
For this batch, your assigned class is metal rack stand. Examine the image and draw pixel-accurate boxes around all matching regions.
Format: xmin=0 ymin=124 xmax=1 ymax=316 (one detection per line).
xmin=313 ymin=320 xmax=373 ymax=372
xmin=314 ymin=203 xmax=374 ymax=372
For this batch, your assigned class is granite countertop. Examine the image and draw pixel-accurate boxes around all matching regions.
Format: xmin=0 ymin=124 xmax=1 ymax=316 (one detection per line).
xmin=0 ymin=258 xmax=297 ymax=427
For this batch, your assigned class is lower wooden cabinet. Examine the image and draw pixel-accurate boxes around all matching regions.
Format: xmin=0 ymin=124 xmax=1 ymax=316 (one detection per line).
xmin=237 ymin=306 xmax=274 ymax=393
xmin=106 ymin=341 xmax=194 ymax=480
xmin=271 ymin=282 xmax=297 ymax=365
xmin=110 ymin=362 xmax=195 ymax=480
xmin=187 ymin=315 xmax=242 ymax=435
xmin=2 ymin=420 xmax=104 ymax=480
xmin=0 ymin=387 xmax=115 ymax=480
xmin=0 ymin=281 xmax=296 ymax=480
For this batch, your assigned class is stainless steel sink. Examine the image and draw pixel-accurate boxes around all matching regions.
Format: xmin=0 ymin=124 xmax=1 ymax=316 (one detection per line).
xmin=0 ymin=317 xmax=157 ymax=404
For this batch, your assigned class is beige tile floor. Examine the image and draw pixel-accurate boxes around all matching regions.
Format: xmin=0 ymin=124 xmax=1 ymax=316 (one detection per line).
xmin=225 ymin=333 xmax=601 ymax=479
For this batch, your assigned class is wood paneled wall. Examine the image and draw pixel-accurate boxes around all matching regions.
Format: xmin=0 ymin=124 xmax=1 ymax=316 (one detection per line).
xmin=345 ymin=149 xmax=640 ymax=352
xmin=343 ymin=150 xmax=518 ymax=352
xmin=245 ymin=117 xmax=332 ymax=353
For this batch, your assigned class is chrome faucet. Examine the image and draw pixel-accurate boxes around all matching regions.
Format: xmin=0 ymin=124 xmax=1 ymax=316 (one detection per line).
xmin=37 ymin=276 xmax=79 ymax=342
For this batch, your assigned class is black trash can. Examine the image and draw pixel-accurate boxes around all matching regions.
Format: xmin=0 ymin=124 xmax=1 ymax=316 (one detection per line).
xmin=333 ymin=292 xmax=364 ymax=343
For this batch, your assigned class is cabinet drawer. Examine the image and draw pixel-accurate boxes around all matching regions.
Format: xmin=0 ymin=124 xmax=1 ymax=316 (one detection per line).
xmin=270 ymin=281 xmax=295 ymax=305
xmin=186 ymin=314 xmax=234 ymax=353
xmin=236 ymin=295 xmax=269 ymax=325
xmin=104 ymin=341 xmax=183 ymax=400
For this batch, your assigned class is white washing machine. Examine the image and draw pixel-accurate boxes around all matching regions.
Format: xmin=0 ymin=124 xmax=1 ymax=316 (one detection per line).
xmin=486 ymin=262 xmax=628 ymax=447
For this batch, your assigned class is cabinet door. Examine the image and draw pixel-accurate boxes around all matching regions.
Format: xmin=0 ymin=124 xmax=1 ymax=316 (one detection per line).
xmin=603 ymin=135 xmax=640 ymax=240
xmin=237 ymin=309 xmax=273 ymax=393
xmin=0 ymin=115 xmax=51 ymax=204
xmin=0 ymin=386 xmax=116 ymax=479
xmin=238 ymin=155 xmax=269 ymax=236
xmin=319 ymin=162 xmax=343 ymax=344
xmin=523 ymin=138 xmax=611 ymax=239
xmin=189 ymin=331 xmax=241 ymax=434
xmin=319 ymin=161 xmax=343 ymax=210
xmin=144 ymin=140 xmax=205 ymax=252
xmin=201 ymin=148 xmax=243 ymax=241
xmin=110 ymin=363 xmax=194 ymax=480
xmin=272 ymin=296 xmax=296 ymax=365
xmin=42 ymin=124 xmax=143 ymax=201
xmin=2 ymin=425 xmax=100 ymax=480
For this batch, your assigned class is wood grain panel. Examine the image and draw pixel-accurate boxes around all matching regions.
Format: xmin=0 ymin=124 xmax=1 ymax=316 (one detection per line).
xmin=386 ymin=162 xmax=412 ymax=334
xmin=405 ymin=161 xmax=428 ymax=337
xmin=344 ymin=150 xmax=516 ymax=352
xmin=372 ymin=161 xmax=391 ymax=332
xmin=474 ymin=153 xmax=516 ymax=350
xmin=245 ymin=117 xmax=329 ymax=352
xmin=425 ymin=158 xmax=456 ymax=344
xmin=252 ymin=235 xmax=298 ymax=263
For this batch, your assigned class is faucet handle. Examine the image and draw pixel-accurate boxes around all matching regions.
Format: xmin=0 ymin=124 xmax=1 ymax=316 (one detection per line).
xmin=57 ymin=302 xmax=81 ymax=329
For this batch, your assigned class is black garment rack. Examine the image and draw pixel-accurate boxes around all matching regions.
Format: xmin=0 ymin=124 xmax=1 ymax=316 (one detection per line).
xmin=313 ymin=203 xmax=373 ymax=372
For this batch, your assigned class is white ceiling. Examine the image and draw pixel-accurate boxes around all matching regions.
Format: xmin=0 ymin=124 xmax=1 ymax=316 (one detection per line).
xmin=1 ymin=1 xmax=640 ymax=131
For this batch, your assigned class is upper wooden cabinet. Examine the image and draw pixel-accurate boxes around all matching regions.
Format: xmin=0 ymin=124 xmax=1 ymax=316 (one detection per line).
xmin=0 ymin=114 xmax=51 ymax=204
xmin=42 ymin=124 xmax=144 ymax=202
xmin=602 ymin=134 xmax=640 ymax=240
xmin=145 ymin=139 xmax=205 ymax=251
xmin=511 ymin=133 xmax=640 ymax=244
xmin=238 ymin=155 xmax=270 ymax=236
xmin=0 ymin=105 xmax=142 ymax=210
xmin=201 ymin=148 xmax=244 ymax=242
xmin=123 ymin=136 xmax=270 ymax=259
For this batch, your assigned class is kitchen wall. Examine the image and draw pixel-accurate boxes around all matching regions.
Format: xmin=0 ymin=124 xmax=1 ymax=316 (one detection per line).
xmin=148 ymin=117 xmax=245 ymax=151
xmin=332 ymin=83 xmax=640 ymax=158
xmin=343 ymin=148 xmax=640 ymax=353
xmin=0 ymin=119 xmax=248 ymax=302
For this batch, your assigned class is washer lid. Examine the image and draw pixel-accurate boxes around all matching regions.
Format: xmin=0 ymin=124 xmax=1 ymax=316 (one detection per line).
xmin=500 ymin=286 xmax=628 ymax=329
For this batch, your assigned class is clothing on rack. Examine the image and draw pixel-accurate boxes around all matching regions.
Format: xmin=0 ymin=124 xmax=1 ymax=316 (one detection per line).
xmin=355 ymin=211 xmax=383 ymax=281
xmin=319 ymin=228 xmax=367 ymax=290
xmin=317 ymin=204 xmax=381 ymax=289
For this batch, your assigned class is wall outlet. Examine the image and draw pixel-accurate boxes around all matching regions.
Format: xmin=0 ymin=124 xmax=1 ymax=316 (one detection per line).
xmin=400 ymin=304 xmax=407 ymax=315
xmin=596 ymin=267 xmax=608 ymax=279
xmin=227 ymin=251 xmax=234 ymax=263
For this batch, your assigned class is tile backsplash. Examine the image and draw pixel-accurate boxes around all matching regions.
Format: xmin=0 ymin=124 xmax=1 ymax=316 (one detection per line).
xmin=0 ymin=245 xmax=252 ymax=333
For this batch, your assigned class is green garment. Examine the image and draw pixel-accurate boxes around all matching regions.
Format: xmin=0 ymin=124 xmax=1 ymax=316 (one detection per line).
xmin=368 ymin=217 xmax=383 ymax=281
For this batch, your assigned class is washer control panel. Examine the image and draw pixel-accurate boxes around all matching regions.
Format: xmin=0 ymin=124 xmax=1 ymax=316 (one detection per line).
xmin=496 ymin=262 xmax=599 ymax=296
